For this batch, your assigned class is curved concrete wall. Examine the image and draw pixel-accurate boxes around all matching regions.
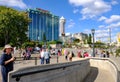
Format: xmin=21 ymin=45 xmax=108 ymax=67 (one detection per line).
xmin=8 ymin=59 xmax=90 ymax=82
xmin=90 ymin=58 xmax=119 ymax=82
xmin=8 ymin=58 xmax=119 ymax=82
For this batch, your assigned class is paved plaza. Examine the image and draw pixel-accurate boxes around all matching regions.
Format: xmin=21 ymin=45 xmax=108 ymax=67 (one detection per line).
xmin=0 ymin=50 xmax=120 ymax=82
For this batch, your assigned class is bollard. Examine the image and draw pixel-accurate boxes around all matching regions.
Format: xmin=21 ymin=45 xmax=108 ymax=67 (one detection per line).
xmin=35 ymin=57 xmax=37 ymax=65
xmin=57 ymin=55 xmax=59 ymax=63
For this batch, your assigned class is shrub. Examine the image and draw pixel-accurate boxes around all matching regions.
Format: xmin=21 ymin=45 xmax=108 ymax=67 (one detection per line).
xmin=115 ymin=48 xmax=120 ymax=57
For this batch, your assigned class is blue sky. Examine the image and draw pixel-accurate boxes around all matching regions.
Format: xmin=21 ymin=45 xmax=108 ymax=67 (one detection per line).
xmin=0 ymin=0 xmax=120 ymax=42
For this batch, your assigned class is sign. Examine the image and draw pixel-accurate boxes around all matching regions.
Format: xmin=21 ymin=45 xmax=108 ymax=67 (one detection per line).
xmin=117 ymin=33 xmax=120 ymax=42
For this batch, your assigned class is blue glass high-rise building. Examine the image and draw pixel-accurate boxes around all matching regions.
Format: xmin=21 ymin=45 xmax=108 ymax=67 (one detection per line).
xmin=27 ymin=8 xmax=59 ymax=42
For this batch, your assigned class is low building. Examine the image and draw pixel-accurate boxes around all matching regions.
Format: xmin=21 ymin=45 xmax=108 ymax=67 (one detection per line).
xmin=73 ymin=33 xmax=88 ymax=44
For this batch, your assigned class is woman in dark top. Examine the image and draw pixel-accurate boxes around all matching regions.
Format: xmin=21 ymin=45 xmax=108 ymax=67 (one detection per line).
xmin=0 ymin=44 xmax=16 ymax=82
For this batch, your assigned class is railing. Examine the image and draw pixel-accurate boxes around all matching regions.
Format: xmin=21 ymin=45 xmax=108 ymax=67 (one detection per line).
xmin=15 ymin=57 xmax=38 ymax=65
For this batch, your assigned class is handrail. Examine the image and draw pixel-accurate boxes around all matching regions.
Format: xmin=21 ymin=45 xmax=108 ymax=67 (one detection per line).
xmin=15 ymin=57 xmax=38 ymax=61
xmin=15 ymin=57 xmax=38 ymax=65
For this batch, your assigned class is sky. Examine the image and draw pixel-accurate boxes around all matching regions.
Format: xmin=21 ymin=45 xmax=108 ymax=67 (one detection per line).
xmin=0 ymin=0 xmax=120 ymax=42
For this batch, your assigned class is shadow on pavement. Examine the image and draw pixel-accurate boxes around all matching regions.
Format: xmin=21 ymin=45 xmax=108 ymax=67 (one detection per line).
xmin=83 ymin=67 xmax=98 ymax=82
xmin=118 ymin=71 xmax=120 ymax=81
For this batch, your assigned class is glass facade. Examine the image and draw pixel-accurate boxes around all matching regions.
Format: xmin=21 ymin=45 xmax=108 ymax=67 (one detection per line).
xmin=27 ymin=8 xmax=59 ymax=42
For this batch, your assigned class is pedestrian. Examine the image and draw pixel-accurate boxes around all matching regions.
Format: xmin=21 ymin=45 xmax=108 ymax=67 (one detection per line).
xmin=83 ymin=52 xmax=89 ymax=58
xmin=68 ymin=51 xmax=73 ymax=61
xmin=44 ymin=49 xmax=51 ymax=64
xmin=0 ymin=44 xmax=16 ymax=82
xmin=40 ymin=49 xmax=45 ymax=64
xmin=103 ymin=51 xmax=106 ymax=58
xmin=77 ymin=50 xmax=82 ymax=58
xmin=64 ymin=49 xmax=68 ymax=61
xmin=106 ymin=51 xmax=110 ymax=58
xmin=26 ymin=50 xmax=31 ymax=60
xmin=100 ymin=50 xmax=106 ymax=58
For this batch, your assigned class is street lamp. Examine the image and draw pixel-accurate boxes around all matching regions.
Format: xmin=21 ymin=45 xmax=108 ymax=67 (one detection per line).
xmin=91 ymin=29 xmax=95 ymax=57
xmin=108 ymin=28 xmax=112 ymax=53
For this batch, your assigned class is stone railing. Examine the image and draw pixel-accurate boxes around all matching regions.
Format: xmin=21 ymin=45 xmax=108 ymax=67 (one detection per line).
xmin=8 ymin=59 xmax=90 ymax=82
xmin=8 ymin=58 xmax=120 ymax=82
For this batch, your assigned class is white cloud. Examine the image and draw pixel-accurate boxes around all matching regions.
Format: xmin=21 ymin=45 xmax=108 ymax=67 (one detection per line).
xmin=0 ymin=0 xmax=27 ymax=9
xmin=95 ymin=29 xmax=110 ymax=42
xmin=99 ymin=15 xmax=120 ymax=24
xmin=69 ymin=0 xmax=112 ymax=19
xmin=83 ymin=29 xmax=91 ymax=34
xmin=98 ymin=16 xmax=107 ymax=21
xmin=67 ymin=19 xmax=75 ymax=28
xmin=96 ymin=29 xmax=109 ymax=33
xmin=105 ymin=15 xmax=120 ymax=24
xmin=96 ymin=33 xmax=109 ymax=38
xmin=106 ymin=22 xmax=120 ymax=28
xmin=98 ymin=25 xmax=105 ymax=28
xmin=111 ymin=0 xmax=118 ymax=5
xmin=73 ymin=9 xmax=79 ymax=14
xmin=69 ymin=0 xmax=94 ymax=6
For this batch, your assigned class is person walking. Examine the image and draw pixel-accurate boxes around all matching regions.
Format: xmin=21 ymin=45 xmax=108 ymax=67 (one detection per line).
xmin=0 ymin=44 xmax=16 ymax=82
xmin=64 ymin=49 xmax=68 ymax=61
xmin=106 ymin=51 xmax=110 ymax=58
xmin=68 ymin=51 xmax=73 ymax=61
xmin=77 ymin=50 xmax=82 ymax=58
xmin=83 ymin=52 xmax=89 ymax=58
xmin=44 ymin=49 xmax=50 ymax=64
xmin=40 ymin=49 xmax=45 ymax=64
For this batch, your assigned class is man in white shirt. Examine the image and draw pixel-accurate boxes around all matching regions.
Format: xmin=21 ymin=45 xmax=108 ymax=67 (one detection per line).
xmin=40 ymin=49 xmax=45 ymax=64
xmin=44 ymin=49 xmax=50 ymax=64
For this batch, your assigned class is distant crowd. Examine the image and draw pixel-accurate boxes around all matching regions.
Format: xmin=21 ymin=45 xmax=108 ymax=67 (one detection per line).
xmin=15 ymin=46 xmax=110 ymax=65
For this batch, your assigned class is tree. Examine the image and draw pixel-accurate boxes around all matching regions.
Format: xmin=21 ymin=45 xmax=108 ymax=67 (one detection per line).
xmin=87 ymin=34 xmax=92 ymax=44
xmin=115 ymin=48 xmax=120 ymax=57
xmin=43 ymin=32 xmax=46 ymax=42
xmin=73 ymin=38 xmax=80 ymax=43
xmin=0 ymin=6 xmax=30 ymax=46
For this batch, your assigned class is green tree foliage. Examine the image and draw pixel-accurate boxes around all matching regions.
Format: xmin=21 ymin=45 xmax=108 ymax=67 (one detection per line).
xmin=48 ymin=41 xmax=62 ymax=44
xmin=73 ymin=38 xmax=80 ymax=43
xmin=43 ymin=32 xmax=46 ymax=41
xmin=95 ymin=41 xmax=106 ymax=48
xmin=87 ymin=34 xmax=92 ymax=44
xmin=115 ymin=48 xmax=120 ymax=57
xmin=0 ymin=6 xmax=30 ymax=46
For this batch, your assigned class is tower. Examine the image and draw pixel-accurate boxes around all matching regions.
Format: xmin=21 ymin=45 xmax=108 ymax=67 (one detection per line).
xmin=59 ymin=16 xmax=66 ymax=36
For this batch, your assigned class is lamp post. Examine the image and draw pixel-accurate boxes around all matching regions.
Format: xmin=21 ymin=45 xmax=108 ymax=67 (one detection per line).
xmin=91 ymin=29 xmax=95 ymax=57
xmin=108 ymin=28 xmax=112 ymax=53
